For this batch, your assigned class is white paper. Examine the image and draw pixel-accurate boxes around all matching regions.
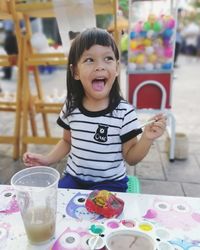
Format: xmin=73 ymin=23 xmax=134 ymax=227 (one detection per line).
xmin=52 ymin=0 xmax=96 ymax=54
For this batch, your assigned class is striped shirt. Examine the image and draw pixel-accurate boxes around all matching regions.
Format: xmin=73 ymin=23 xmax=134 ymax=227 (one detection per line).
xmin=57 ymin=99 xmax=142 ymax=182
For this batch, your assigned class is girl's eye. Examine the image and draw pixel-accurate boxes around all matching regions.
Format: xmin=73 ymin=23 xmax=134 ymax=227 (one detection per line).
xmin=105 ymin=56 xmax=114 ymax=62
xmin=84 ymin=58 xmax=93 ymax=63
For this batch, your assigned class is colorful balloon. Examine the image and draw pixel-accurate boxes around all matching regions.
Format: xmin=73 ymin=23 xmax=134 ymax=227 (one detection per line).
xmin=162 ymin=62 xmax=172 ymax=70
xmin=130 ymin=40 xmax=137 ymax=50
xmin=137 ymin=44 xmax=145 ymax=51
xmin=148 ymin=14 xmax=157 ymax=24
xmin=129 ymin=56 xmax=136 ymax=63
xmin=145 ymin=46 xmax=154 ymax=55
xmin=163 ymin=38 xmax=171 ymax=47
xmin=130 ymin=31 xmax=137 ymax=39
xmin=134 ymin=22 xmax=143 ymax=33
xmin=128 ymin=63 xmax=137 ymax=71
xmin=153 ymin=38 xmax=163 ymax=48
xmin=140 ymin=31 xmax=147 ymax=38
xmin=163 ymin=15 xmax=171 ymax=23
xmin=157 ymin=56 xmax=166 ymax=64
xmin=155 ymin=63 xmax=162 ymax=70
xmin=144 ymin=63 xmax=154 ymax=70
xmin=148 ymin=53 xmax=157 ymax=63
xmin=153 ymin=21 xmax=162 ymax=32
xmin=164 ymin=46 xmax=173 ymax=58
xmin=135 ymin=54 xmax=145 ymax=64
xmin=143 ymin=21 xmax=151 ymax=31
xmin=128 ymin=12 xmax=175 ymax=72
xmin=143 ymin=38 xmax=152 ymax=46
xmin=166 ymin=18 xmax=175 ymax=29
xmin=155 ymin=47 xmax=164 ymax=57
xmin=146 ymin=30 xmax=155 ymax=39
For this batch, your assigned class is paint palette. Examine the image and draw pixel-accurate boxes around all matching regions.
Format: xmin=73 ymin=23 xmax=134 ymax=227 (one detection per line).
xmin=88 ymin=219 xmax=174 ymax=250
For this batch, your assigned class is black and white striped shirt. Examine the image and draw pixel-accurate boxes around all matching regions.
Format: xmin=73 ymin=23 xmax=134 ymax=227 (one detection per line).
xmin=57 ymin=99 xmax=142 ymax=182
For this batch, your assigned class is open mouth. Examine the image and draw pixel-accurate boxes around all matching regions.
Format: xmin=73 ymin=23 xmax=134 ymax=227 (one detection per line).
xmin=92 ymin=78 xmax=106 ymax=91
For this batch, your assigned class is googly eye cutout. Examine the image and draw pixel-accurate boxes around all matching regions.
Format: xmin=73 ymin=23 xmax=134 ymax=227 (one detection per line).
xmin=1 ymin=189 xmax=15 ymax=199
xmin=172 ymin=203 xmax=190 ymax=213
xmin=3 ymin=192 xmax=12 ymax=198
xmin=73 ymin=195 xmax=87 ymax=206
xmin=59 ymin=232 xmax=80 ymax=248
xmin=155 ymin=228 xmax=170 ymax=240
xmin=80 ymin=234 xmax=92 ymax=249
xmin=155 ymin=202 xmax=170 ymax=211
xmin=157 ymin=241 xmax=174 ymax=250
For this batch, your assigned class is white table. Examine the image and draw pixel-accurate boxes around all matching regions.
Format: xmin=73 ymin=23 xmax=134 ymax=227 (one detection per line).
xmin=0 ymin=185 xmax=200 ymax=249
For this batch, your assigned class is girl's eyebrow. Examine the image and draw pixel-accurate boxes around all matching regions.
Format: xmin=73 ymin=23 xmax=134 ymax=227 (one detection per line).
xmin=81 ymin=52 xmax=93 ymax=58
xmin=82 ymin=51 xmax=114 ymax=58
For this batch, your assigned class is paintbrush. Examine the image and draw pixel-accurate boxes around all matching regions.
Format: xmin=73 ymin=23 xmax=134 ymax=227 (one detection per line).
xmin=140 ymin=119 xmax=157 ymax=128
xmin=140 ymin=114 xmax=167 ymax=128
xmin=90 ymin=235 xmax=100 ymax=250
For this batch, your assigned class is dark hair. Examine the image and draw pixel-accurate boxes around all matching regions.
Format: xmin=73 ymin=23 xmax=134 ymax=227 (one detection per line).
xmin=65 ymin=27 xmax=121 ymax=116
xmin=68 ymin=31 xmax=80 ymax=40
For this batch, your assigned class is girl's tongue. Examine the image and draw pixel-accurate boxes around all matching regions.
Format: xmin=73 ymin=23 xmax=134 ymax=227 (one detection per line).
xmin=92 ymin=79 xmax=105 ymax=91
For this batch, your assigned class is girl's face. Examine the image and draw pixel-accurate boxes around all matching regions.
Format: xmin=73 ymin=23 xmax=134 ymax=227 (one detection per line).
xmin=74 ymin=45 xmax=119 ymax=106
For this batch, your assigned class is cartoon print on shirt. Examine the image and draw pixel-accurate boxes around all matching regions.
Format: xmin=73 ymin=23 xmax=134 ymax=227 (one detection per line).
xmin=94 ymin=124 xmax=108 ymax=143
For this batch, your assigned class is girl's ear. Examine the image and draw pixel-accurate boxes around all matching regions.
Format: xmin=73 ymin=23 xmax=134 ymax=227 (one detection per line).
xmin=70 ymin=64 xmax=79 ymax=80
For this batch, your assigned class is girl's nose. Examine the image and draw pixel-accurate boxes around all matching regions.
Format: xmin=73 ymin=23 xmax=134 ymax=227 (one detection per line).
xmin=95 ymin=65 xmax=105 ymax=71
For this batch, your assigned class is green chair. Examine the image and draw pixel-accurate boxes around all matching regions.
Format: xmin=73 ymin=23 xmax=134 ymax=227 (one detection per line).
xmin=127 ymin=175 xmax=140 ymax=193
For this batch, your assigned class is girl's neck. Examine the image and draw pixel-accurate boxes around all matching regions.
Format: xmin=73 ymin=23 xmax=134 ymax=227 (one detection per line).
xmin=82 ymin=97 xmax=109 ymax=111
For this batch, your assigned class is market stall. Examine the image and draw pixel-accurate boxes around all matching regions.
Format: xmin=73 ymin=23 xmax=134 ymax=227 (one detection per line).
xmin=127 ymin=0 xmax=177 ymax=161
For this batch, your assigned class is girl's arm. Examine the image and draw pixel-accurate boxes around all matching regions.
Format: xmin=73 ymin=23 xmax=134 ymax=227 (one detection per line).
xmin=45 ymin=129 xmax=71 ymax=164
xmin=123 ymin=114 xmax=166 ymax=165
xmin=23 ymin=129 xmax=71 ymax=167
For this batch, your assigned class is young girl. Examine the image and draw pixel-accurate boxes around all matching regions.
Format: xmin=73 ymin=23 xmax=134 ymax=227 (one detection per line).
xmin=23 ymin=28 xmax=166 ymax=192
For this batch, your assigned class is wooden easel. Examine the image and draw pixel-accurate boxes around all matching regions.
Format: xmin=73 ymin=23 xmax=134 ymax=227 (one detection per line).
xmin=0 ymin=1 xmax=23 ymax=160
xmin=14 ymin=0 xmax=69 ymax=154
xmin=19 ymin=18 xmax=67 ymax=153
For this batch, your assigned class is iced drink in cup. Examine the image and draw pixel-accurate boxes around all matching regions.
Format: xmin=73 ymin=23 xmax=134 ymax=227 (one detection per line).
xmin=11 ymin=166 xmax=60 ymax=245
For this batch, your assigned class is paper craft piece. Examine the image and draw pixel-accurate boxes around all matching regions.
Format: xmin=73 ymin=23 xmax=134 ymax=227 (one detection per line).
xmin=52 ymin=226 xmax=91 ymax=250
xmin=0 ymin=187 xmax=19 ymax=214
xmin=169 ymin=238 xmax=200 ymax=250
xmin=143 ymin=198 xmax=200 ymax=231
xmin=52 ymin=0 xmax=96 ymax=54
xmin=66 ymin=192 xmax=102 ymax=220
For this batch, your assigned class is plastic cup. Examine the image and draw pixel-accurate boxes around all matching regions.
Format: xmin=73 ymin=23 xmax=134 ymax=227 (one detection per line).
xmin=11 ymin=166 xmax=60 ymax=245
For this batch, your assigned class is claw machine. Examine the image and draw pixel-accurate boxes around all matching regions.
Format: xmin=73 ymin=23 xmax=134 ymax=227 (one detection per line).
xmin=127 ymin=0 xmax=177 ymax=161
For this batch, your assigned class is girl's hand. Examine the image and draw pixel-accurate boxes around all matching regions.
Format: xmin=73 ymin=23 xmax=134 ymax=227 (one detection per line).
xmin=23 ymin=152 xmax=49 ymax=167
xmin=143 ymin=113 xmax=167 ymax=140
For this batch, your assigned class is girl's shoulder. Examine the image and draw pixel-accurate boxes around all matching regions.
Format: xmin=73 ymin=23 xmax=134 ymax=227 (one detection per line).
xmin=111 ymin=99 xmax=137 ymax=119
xmin=116 ymin=99 xmax=136 ymax=112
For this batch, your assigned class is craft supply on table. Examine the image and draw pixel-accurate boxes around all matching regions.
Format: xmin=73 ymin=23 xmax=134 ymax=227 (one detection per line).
xmin=85 ymin=190 xmax=124 ymax=218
